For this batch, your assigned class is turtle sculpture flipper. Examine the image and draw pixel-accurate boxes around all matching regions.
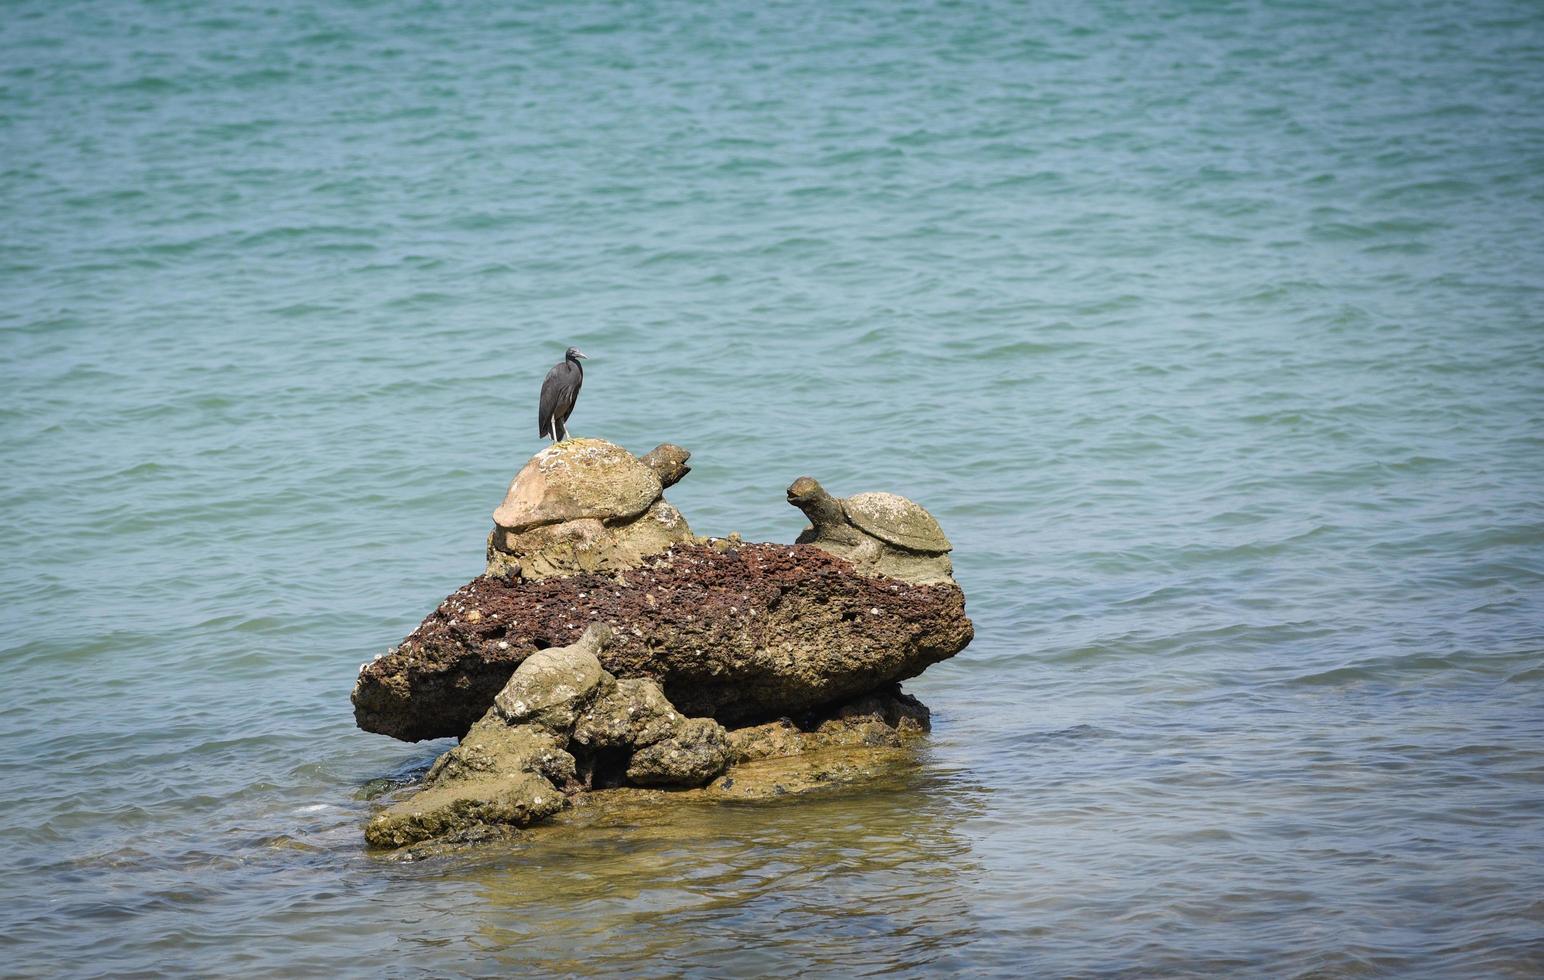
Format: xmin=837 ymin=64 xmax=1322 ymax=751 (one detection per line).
xmin=786 ymin=477 xmax=955 ymax=585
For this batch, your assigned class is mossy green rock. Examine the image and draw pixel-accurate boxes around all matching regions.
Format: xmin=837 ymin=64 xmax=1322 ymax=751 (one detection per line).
xmin=786 ymin=477 xmax=955 ymax=585
xmin=365 ymin=773 xmax=565 ymax=849
xmin=572 ymin=677 xmax=684 ymax=750
xmin=625 ymin=716 xmax=731 ymax=787
xmin=367 ymin=684 xmax=933 ymax=849
xmin=366 ymin=710 xmax=578 ymax=849
xmin=492 ymin=626 xmax=612 ymax=733
xmin=424 ymin=713 xmax=576 ymax=787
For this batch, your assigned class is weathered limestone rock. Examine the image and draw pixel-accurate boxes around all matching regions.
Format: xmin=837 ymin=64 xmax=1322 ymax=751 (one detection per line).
xmin=364 ymin=772 xmax=565 ymax=849
xmin=353 ymin=543 xmax=972 ymax=742
xmin=369 ymin=628 xmax=742 ymax=848
xmin=423 ymin=714 xmax=577 ymax=789
xmin=724 ymin=687 xmax=931 ymax=762
xmin=786 ymin=477 xmax=954 ymax=585
xmin=639 ymin=443 xmax=691 ymax=489
xmin=486 ymin=439 xmax=693 ymax=581
xmin=365 ymin=713 xmax=575 ymax=848
xmin=367 ymin=669 xmax=933 ymax=849
xmin=493 ymin=439 xmax=661 ymax=531
xmin=365 ymin=631 xmax=627 ymax=848
xmin=573 ymin=677 xmax=684 ymax=750
xmin=625 ymin=717 xmax=731 ymax=787
xmin=725 ymin=719 xmax=807 ymax=763
xmin=492 ymin=624 xmax=612 ymax=733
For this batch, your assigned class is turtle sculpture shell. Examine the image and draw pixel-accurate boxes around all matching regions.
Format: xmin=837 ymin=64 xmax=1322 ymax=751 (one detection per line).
xmin=492 ymin=438 xmax=662 ymax=532
xmin=841 ymin=492 xmax=952 ymax=554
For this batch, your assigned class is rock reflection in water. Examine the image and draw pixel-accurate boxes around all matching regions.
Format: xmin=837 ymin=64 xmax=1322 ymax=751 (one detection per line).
xmin=455 ymin=765 xmax=987 ymax=974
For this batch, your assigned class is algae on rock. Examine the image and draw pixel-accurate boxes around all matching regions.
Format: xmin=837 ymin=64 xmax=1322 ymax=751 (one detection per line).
xmin=367 ymin=624 xmax=741 ymax=849
xmin=367 ymin=662 xmax=933 ymax=850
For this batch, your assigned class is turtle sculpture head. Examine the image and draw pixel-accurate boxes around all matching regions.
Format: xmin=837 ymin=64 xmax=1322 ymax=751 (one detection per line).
xmin=786 ymin=477 xmax=955 ymax=586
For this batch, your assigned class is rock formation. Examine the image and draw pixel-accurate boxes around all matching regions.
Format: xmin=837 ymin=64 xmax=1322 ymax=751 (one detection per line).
xmin=353 ymin=543 xmax=971 ymax=741
xmin=357 ymin=438 xmax=972 ymax=849
xmin=366 ymin=625 xmax=930 ymax=849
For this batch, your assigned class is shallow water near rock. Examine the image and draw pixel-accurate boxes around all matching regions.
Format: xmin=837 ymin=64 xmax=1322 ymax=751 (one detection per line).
xmin=3 ymin=0 xmax=1543 ymax=975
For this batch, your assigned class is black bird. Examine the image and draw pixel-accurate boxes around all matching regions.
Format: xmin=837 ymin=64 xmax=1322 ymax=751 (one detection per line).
xmin=538 ymin=346 xmax=588 ymax=443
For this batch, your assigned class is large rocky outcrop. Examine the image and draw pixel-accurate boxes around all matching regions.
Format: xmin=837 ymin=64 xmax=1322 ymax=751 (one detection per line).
xmin=358 ymin=437 xmax=972 ymax=850
xmin=353 ymin=542 xmax=971 ymax=742
xmin=365 ymin=626 xmax=928 ymax=849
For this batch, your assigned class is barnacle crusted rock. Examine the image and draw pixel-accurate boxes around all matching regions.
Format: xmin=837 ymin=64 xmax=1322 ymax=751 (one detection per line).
xmin=358 ymin=438 xmax=973 ymax=850
xmin=352 ymin=542 xmax=972 ymax=742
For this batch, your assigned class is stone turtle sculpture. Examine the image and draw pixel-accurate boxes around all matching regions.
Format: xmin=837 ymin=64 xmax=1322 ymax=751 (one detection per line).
xmin=486 ymin=438 xmax=693 ymax=580
xmin=786 ymin=476 xmax=954 ymax=585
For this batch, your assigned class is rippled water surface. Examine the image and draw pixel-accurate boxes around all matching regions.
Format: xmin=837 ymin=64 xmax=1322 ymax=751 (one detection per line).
xmin=4 ymin=0 xmax=1543 ymax=975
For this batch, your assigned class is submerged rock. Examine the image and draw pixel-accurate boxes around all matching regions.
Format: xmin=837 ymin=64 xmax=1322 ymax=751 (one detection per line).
xmin=353 ymin=543 xmax=971 ymax=741
xmin=364 ymin=770 xmax=566 ymax=850
xmin=492 ymin=624 xmax=612 ymax=733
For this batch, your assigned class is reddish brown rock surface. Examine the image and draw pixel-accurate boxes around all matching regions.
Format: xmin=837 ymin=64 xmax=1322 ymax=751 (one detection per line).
xmin=352 ymin=542 xmax=973 ymax=742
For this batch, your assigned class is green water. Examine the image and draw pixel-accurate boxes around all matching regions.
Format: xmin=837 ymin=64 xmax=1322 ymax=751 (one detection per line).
xmin=3 ymin=0 xmax=1543 ymax=974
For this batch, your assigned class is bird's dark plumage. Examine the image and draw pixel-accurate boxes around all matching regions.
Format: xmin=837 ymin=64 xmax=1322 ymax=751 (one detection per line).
xmin=538 ymin=346 xmax=587 ymax=442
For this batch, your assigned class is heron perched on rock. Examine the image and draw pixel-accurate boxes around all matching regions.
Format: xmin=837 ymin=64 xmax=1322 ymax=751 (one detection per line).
xmin=538 ymin=346 xmax=587 ymax=443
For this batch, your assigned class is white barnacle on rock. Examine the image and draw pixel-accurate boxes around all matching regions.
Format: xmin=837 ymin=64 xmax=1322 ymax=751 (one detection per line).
xmin=497 ymin=641 xmax=509 ymax=650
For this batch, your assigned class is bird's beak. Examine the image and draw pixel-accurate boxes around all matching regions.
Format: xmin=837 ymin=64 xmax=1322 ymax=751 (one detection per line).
xmin=573 ymin=350 xmax=589 ymax=360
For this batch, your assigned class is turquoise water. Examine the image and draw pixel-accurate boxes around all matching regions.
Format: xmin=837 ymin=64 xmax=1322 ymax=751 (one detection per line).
xmin=4 ymin=0 xmax=1544 ymax=974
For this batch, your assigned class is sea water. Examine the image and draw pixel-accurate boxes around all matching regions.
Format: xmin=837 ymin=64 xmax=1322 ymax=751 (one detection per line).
xmin=2 ymin=0 xmax=1542 ymax=974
